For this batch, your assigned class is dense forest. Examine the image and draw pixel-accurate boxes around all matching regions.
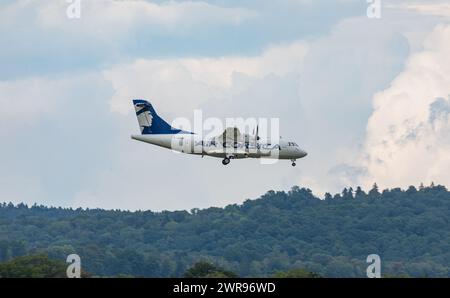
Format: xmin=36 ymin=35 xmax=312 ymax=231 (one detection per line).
xmin=0 ymin=254 xmax=90 ymax=278
xmin=1 ymin=184 xmax=450 ymax=277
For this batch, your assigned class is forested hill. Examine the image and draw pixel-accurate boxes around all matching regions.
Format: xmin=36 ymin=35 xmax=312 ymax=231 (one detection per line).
xmin=1 ymin=184 xmax=450 ymax=277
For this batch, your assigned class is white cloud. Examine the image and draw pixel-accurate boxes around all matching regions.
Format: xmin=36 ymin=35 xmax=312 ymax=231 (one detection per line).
xmin=389 ymin=2 xmax=450 ymax=18
xmin=71 ymin=41 xmax=310 ymax=211
xmin=291 ymin=16 xmax=410 ymax=195
xmin=14 ymin=16 xmax=408 ymax=210
xmin=0 ymin=0 xmax=259 ymax=79
xmin=2 ymin=2 xmax=442 ymax=210
xmin=360 ymin=24 xmax=450 ymax=189
xmin=103 ymin=42 xmax=308 ymax=115
xmin=0 ymin=40 xmax=309 ymax=211
xmin=88 ymin=16 xmax=409 ymax=210
xmin=2 ymin=0 xmax=257 ymax=35
xmin=0 ymin=73 xmax=115 ymax=207
xmin=0 ymin=74 xmax=110 ymax=131
xmin=0 ymin=78 xmax=57 ymax=127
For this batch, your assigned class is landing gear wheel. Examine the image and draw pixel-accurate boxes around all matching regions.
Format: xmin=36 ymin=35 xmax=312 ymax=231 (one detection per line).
xmin=222 ymin=158 xmax=231 ymax=165
xmin=292 ymin=162 xmax=296 ymax=167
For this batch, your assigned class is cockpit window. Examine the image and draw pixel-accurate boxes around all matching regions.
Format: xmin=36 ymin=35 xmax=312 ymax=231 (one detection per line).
xmin=288 ymin=142 xmax=298 ymax=147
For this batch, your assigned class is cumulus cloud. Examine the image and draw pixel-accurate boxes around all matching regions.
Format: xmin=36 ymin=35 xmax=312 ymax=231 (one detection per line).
xmin=0 ymin=78 xmax=58 ymax=129
xmin=2 ymin=0 xmax=256 ymax=30
xmin=35 ymin=0 xmax=257 ymax=32
xmin=1 ymin=16 xmax=410 ymax=210
xmin=0 ymin=0 xmax=258 ymax=79
xmin=0 ymin=36 xmax=310 ymax=211
xmin=3 ymin=1 xmax=446 ymax=210
xmin=81 ymin=17 xmax=409 ymax=210
xmin=389 ymin=2 xmax=450 ymax=18
xmin=359 ymin=24 xmax=450 ymax=190
xmin=72 ymin=41 xmax=309 ymax=211
xmin=293 ymin=16 xmax=409 ymax=194
xmin=103 ymin=42 xmax=308 ymax=115
xmin=0 ymin=73 xmax=116 ymax=207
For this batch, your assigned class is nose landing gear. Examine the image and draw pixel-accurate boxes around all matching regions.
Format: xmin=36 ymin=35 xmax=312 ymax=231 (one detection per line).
xmin=222 ymin=158 xmax=231 ymax=165
xmin=291 ymin=159 xmax=296 ymax=167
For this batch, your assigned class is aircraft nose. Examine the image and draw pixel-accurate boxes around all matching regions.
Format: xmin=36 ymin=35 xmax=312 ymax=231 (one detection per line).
xmin=299 ymin=149 xmax=307 ymax=158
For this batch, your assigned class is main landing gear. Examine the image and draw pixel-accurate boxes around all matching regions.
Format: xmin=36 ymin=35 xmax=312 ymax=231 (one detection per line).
xmin=291 ymin=159 xmax=296 ymax=167
xmin=222 ymin=158 xmax=231 ymax=165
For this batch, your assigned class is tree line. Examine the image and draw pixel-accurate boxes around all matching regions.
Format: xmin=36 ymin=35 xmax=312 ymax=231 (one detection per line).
xmin=0 ymin=183 xmax=449 ymax=277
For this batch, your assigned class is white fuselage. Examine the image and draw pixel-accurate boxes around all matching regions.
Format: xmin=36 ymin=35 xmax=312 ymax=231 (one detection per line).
xmin=131 ymin=134 xmax=307 ymax=160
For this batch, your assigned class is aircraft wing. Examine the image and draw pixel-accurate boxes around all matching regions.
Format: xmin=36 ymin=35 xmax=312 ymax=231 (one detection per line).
xmin=215 ymin=127 xmax=243 ymax=144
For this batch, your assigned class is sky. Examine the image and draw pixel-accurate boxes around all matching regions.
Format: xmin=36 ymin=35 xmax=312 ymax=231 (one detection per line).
xmin=1 ymin=0 xmax=450 ymax=211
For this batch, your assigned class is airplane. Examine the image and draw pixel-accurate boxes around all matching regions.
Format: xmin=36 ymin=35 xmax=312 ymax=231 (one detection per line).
xmin=131 ymin=99 xmax=307 ymax=166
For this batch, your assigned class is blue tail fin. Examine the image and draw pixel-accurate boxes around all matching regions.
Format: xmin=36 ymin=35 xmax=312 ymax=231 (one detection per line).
xmin=133 ymin=99 xmax=192 ymax=135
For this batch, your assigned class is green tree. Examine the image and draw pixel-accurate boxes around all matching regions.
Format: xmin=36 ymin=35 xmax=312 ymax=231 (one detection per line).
xmin=0 ymin=255 xmax=82 ymax=278
xmin=2 ymin=184 xmax=450 ymax=278
xmin=183 ymin=261 xmax=238 ymax=278
xmin=273 ymin=268 xmax=321 ymax=278
xmin=354 ymin=186 xmax=366 ymax=199
xmin=368 ymin=183 xmax=380 ymax=198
